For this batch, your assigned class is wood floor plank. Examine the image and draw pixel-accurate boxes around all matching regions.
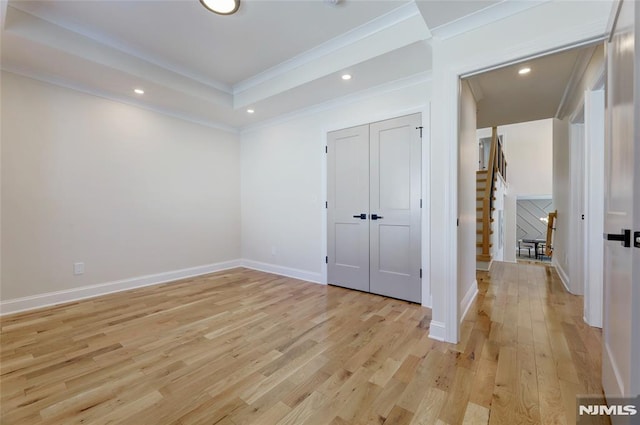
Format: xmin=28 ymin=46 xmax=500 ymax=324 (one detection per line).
xmin=0 ymin=265 xmax=609 ymax=425
xmin=461 ymin=402 xmax=490 ymax=425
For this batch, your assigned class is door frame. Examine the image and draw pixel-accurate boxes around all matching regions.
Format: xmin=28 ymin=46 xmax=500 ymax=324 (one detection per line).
xmin=321 ymin=104 xmax=432 ymax=307
xmin=438 ymin=21 xmax=612 ymax=342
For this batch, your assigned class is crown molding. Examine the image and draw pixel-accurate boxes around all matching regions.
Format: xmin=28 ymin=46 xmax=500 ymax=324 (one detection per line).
xmin=466 ymin=77 xmax=484 ymax=103
xmin=6 ymin=4 xmax=233 ymax=95
xmin=240 ymin=71 xmax=432 ymax=134
xmin=233 ymin=1 xmax=429 ymax=95
xmin=555 ymin=45 xmax=597 ymax=119
xmin=429 ymin=0 xmax=551 ymax=40
xmin=1 ymin=67 xmax=239 ymax=134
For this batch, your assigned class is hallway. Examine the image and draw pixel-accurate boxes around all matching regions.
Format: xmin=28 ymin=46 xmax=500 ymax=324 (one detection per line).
xmin=468 ymin=262 xmax=607 ymax=424
xmin=1 ymin=263 xmax=607 ymax=424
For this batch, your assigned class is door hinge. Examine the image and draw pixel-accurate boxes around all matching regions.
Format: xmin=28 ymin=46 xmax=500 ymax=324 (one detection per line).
xmin=416 ymin=126 xmax=423 ymax=138
xmin=325 ymin=256 xmax=328 ymax=264
xmin=634 ymin=231 xmax=640 ymax=248
xmin=457 ymin=218 xmax=459 ymax=227
xmin=420 ymin=199 xmax=422 ymax=208
xmin=325 ymin=201 xmax=328 ymax=209
xmin=581 ymin=214 xmax=585 ymax=220
xmin=325 ymin=146 xmax=328 ymax=153
xmin=419 ymin=268 xmax=422 ymax=279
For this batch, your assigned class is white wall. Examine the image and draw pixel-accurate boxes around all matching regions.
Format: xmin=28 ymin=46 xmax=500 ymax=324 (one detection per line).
xmin=477 ymin=119 xmax=553 ymax=262
xmin=458 ymin=81 xmax=477 ymax=319
xmin=552 ymin=118 xmax=571 ymax=289
xmin=1 ymin=72 xmax=241 ymax=303
xmin=478 ymin=119 xmax=553 ymax=197
xmin=240 ymin=79 xmax=431 ymax=293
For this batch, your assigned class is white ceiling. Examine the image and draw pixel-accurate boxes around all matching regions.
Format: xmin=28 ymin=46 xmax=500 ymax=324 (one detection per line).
xmin=8 ymin=0 xmax=411 ymax=87
xmin=0 ymin=0 xmax=600 ymax=131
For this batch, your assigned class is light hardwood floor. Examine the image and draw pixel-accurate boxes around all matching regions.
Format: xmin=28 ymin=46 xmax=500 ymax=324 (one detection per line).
xmin=1 ymin=263 xmax=608 ymax=425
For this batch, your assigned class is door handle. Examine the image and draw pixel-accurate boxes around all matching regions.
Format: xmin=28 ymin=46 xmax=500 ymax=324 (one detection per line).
xmin=371 ymin=214 xmax=384 ymax=220
xmin=604 ymin=229 xmax=631 ymax=248
xmin=635 ymin=231 xmax=640 ymax=248
xmin=352 ymin=213 xmax=367 ymax=220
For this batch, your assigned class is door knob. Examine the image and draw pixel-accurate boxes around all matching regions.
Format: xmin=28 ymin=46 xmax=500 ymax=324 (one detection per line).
xmin=352 ymin=214 xmax=367 ymax=220
xmin=604 ymin=229 xmax=631 ymax=248
xmin=371 ymin=214 xmax=384 ymax=220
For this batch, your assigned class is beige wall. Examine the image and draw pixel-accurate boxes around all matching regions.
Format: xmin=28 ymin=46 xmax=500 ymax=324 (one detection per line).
xmin=458 ymin=81 xmax=477 ymax=316
xmin=1 ymin=72 xmax=241 ymax=301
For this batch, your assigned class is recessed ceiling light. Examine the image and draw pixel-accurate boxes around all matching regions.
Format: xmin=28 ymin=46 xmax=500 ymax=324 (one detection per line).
xmin=341 ymin=74 xmax=352 ymax=80
xmin=247 ymin=109 xmax=255 ymax=114
xmin=518 ymin=67 xmax=531 ymax=75
xmin=134 ymin=88 xmax=144 ymax=94
xmin=200 ymin=0 xmax=240 ymax=15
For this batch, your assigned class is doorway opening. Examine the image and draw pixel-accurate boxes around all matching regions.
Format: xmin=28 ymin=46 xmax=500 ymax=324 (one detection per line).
xmin=459 ymin=41 xmax=606 ymax=325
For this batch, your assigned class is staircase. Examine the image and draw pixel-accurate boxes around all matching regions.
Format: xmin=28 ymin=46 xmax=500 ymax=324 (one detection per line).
xmin=476 ymin=169 xmax=495 ymax=270
xmin=476 ymin=127 xmax=505 ymax=270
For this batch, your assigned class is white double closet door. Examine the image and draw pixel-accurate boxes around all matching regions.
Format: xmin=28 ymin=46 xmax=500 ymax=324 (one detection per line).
xmin=327 ymin=113 xmax=422 ymax=303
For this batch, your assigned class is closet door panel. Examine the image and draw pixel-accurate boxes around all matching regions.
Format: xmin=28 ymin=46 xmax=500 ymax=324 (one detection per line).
xmin=327 ymin=125 xmax=370 ymax=292
xmin=369 ymin=114 xmax=422 ymax=303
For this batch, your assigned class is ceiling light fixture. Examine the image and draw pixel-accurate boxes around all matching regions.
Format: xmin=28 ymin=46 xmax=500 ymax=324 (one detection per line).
xmin=200 ymin=0 xmax=240 ymax=15
xmin=518 ymin=67 xmax=531 ymax=75
xmin=341 ymin=74 xmax=352 ymax=80
xmin=134 ymin=88 xmax=144 ymax=94
xmin=247 ymin=109 xmax=255 ymax=114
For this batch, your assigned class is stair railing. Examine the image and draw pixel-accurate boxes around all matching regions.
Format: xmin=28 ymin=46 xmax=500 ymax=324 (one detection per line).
xmin=481 ymin=127 xmax=498 ymax=257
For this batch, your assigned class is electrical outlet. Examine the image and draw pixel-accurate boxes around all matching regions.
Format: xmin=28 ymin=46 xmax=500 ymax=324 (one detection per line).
xmin=73 ymin=262 xmax=85 ymax=275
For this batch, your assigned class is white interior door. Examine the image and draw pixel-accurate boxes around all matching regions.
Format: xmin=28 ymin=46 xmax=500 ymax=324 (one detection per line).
xmin=584 ymin=88 xmax=605 ymax=328
xmin=570 ymin=123 xmax=585 ymax=296
xmin=602 ymin=0 xmax=640 ymax=405
xmin=327 ymin=125 xmax=370 ymax=293
xmin=327 ymin=114 xmax=422 ymax=303
xmin=369 ymin=114 xmax=422 ymax=303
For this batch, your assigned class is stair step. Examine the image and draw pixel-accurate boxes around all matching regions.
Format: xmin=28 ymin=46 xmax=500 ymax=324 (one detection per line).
xmin=476 ymin=242 xmax=493 ymax=248
xmin=476 ymin=218 xmax=495 ymax=223
xmin=476 ymin=254 xmax=492 ymax=262
xmin=476 ymin=197 xmax=496 ymax=201
xmin=476 ymin=207 xmax=496 ymax=211
xmin=476 ymin=170 xmax=488 ymax=174
xmin=476 ymin=230 xmax=494 ymax=235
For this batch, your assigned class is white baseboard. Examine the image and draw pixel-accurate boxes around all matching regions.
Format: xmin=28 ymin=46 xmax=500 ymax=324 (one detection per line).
xmin=429 ymin=320 xmax=446 ymax=341
xmin=553 ymin=259 xmax=572 ymax=294
xmin=0 ymin=260 xmax=242 ymax=316
xmin=240 ymin=260 xmax=323 ymax=284
xmin=460 ymin=280 xmax=479 ymax=324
